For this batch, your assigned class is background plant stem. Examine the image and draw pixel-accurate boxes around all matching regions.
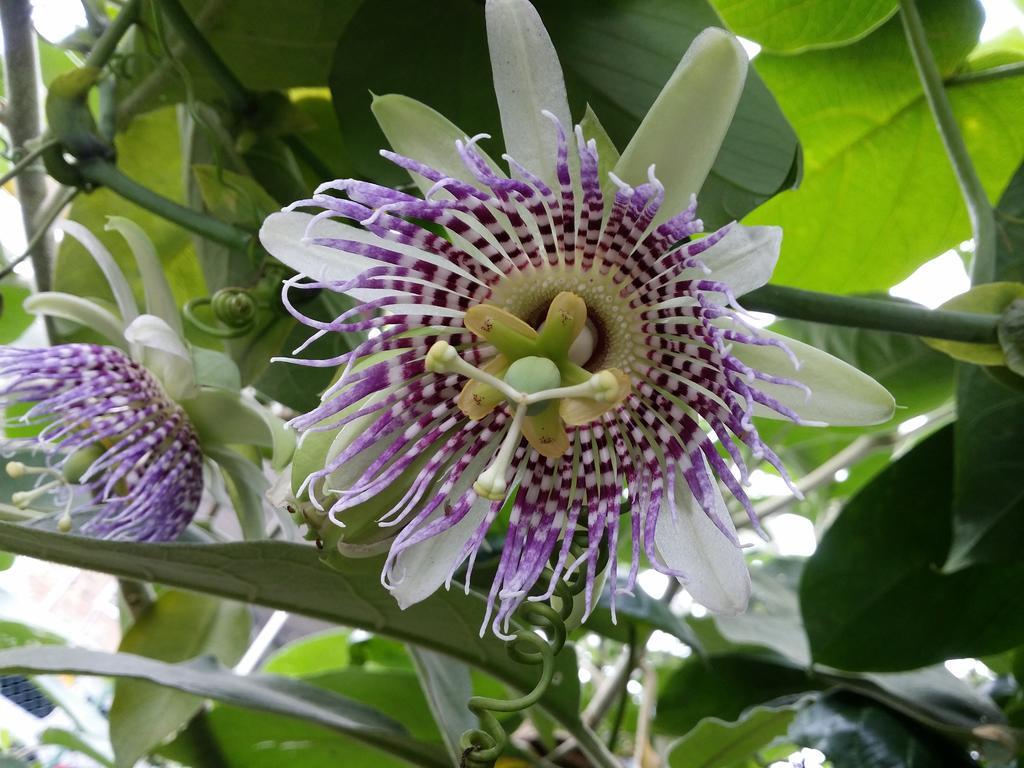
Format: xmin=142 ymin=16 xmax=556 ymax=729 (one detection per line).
xmin=0 ymin=0 xmax=56 ymax=339
xmin=743 ymin=284 xmax=999 ymax=343
xmin=899 ymin=0 xmax=997 ymax=285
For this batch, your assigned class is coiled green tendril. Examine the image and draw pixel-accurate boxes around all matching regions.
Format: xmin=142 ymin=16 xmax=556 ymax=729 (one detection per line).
xmin=184 ymin=287 xmax=258 ymax=337
xmin=459 ymin=537 xmax=608 ymax=767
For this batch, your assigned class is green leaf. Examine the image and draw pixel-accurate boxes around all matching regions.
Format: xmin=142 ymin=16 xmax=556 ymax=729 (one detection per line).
xmin=192 ymin=165 xmax=279 ymax=229
xmin=0 ymin=619 xmax=64 ymax=649
xmin=710 ymin=0 xmax=896 ymax=53
xmin=800 ymin=427 xmax=1024 ymax=671
xmin=38 ymin=728 xmax=114 ymax=768
xmin=329 ymin=0 xmax=797 ymax=230
xmin=0 ymin=645 xmax=448 ymax=768
xmin=55 ymin=107 xmax=206 ymax=317
xmin=408 ymin=648 xmax=476 ymax=762
xmin=789 ymin=691 xmax=977 ymax=768
xmin=0 ymin=552 xmax=12 ymax=573
xmin=655 ymin=654 xmax=817 ymax=736
xmin=0 ymin=524 xmax=583 ymax=731
xmin=118 ymin=1 xmax=364 ymax=119
xmin=995 ymin=163 xmax=1024 ymax=283
xmin=925 ymin=282 xmax=1024 ymax=365
xmin=945 ymin=365 xmax=1024 ymax=570
xmin=109 ymin=590 xmax=251 ymax=768
xmin=750 ymin=0 xmax=1024 ymax=294
xmin=262 ymin=629 xmax=350 ymax=677
xmin=0 ymin=285 xmax=34 ymax=344
xmin=666 ymin=702 xmax=801 ymax=768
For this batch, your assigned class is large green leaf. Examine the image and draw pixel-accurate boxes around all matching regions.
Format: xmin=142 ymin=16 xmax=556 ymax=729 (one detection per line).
xmin=109 ymin=591 xmax=252 ymax=768
xmin=800 ymin=427 xmax=1024 ymax=671
xmin=945 ymin=165 xmax=1024 ymax=570
xmin=666 ymin=702 xmax=801 ymax=768
xmin=750 ymin=0 xmax=1024 ymax=293
xmin=789 ymin=691 xmax=977 ymax=768
xmin=0 ymin=285 xmax=33 ymax=344
xmin=0 ymin=646 xmax=448 ymax=768
xmin=117 ymin=0 xmax=364 ymax=119
xmin=328 ymin=0 xmax=797 ymax=230
xmin=0 ymin=524 xmax=583 ymax=734
xmin=409 ymin=648 xmax=477 ymax=763
xmin=55 ymin=107 xmax=206 ymax=313
xmin=710 ymin=0 xmax=896 ymax=53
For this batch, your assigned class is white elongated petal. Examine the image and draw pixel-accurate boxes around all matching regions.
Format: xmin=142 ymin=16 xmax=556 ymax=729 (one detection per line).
xmin=486 ymin=0 xmax=572 ymax=186
xmin=23 ymin=292 xmax=126 ymax=347
xmin=105 ymin=216 xmax=182 ymax=335
xmin=390 ymin=498 xmax=490 ymax=610
xmin=613 ymin=28 xmax=747 ymax=227
xmin=372 ymin=94 xmax=505 ymax=196
xmin=260 ymin=211 xmax=373 ymax=285
xmin=656 ymin=465 xmax=750 ymax=614
xmin=206 ymin=446 xmax=268 ymax=541
xmin=183 ymin=388 xmax=295 ymax=470
xmin=704 ymin=225 xmax=781 ymax=297
xmin=58 ymin=220 xmax=139 ymax=323
xmin=733 ymin=327 xmax=896 ymax=426
xmin=123 ymin=314 xmax=197 ymax=402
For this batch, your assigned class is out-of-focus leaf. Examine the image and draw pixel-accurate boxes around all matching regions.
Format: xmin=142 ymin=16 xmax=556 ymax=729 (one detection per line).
xmin=0 ymin=619 xmax=63 ymax=649
xmin=655 ymin=654 xmax=817 ymax=736
xmin=118 ymin=1 xmax=364 ymax=119
xmin=0 ymin=523 xmax=582 ymax=731
xmin=0 ymin=645 xmax=448 ymax=768
xmin=800 ymin=427 xmax=1024 ymax=670
xmin=329 ymin=0 xmax=798 ymax=230
xmin=750 ymin=0 xmax=1024 ymax=294
xmin=409 ymin=647 xmax=477 ymax=762
xmin=0 ymin=285 xmax=33 ymax=344
xmin=55 ymin=107 xmax=206 ymax=315
xmin=588 ymin=580 xmax=702 ymax=651
xmin=666 ymin=701 xmax=802 ymax=768
xmin=710 ymin=0 xmax=896 ymax=52
xmin=0 ymin=552 xmax=12 ymax=573
xmin=925 ymin=282 xmax=1024 ymax=365
xmin=192 ymin=165 xmax=279 ymax=229
xmin=262 ymin=629 xmax=350 ymax=677
xmin=38 ymin=728 xmax=113 ymax=768
xmin=998 ymin=299 xmax=1024 ymax=375
xmin=789 ymin=691 xmax=978 ymax=768
xmin=109 ymin=590 xmax=251 ymax=768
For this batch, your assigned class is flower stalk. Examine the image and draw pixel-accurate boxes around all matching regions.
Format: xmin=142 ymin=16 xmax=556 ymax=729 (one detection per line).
xmin=899 ymin=0 xmax=997 ymax=285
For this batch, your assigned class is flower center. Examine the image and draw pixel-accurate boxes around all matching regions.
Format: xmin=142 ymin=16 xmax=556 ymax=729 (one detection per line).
xmin=424 ymin=291 xmax=631 ymax=498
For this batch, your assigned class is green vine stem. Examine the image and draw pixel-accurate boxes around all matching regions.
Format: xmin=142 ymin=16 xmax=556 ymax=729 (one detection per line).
xmin=0 ymin=187 xmax=79 ymax=280
xmin=84 ymin=0 xmax=142 ymax=70
xmin=743 ymin=284 xmax=1000 ymax=343
xmin=899 ymin=0 xmax=997 ymax=285
xmin=157 ymin=0 xmax=253 ymax=113
xmin=77 ymin=158 xmax=253 ymax=250
xmin=947 ymin=60 xmax=1024 ymax=87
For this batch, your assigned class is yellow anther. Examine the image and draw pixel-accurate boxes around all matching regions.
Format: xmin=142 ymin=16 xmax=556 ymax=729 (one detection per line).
xmin=5 ymin=461 xmax=25 ymax=479
xmin=537 ymin=292 xmax=587 ymax=358
xmin=464 ymin=304 xmax=538 ymax=360
xmin=57 ymin=514 xmax=73 ymax=533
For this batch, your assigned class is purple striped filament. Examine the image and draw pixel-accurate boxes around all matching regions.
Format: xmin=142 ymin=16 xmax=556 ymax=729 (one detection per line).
xmin=0 ymin=344 xmax=203 ymax=542
xmin=272 ymin=116 xmax=804 ymax=636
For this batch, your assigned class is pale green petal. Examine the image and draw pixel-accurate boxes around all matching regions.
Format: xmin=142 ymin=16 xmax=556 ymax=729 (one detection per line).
xmin=733 ymin=327 xmax=896 ymax=426
xmin=58 ymin=220 xmax=139 ymax=323
xmin=656 ymin=463 xmax=750 ymax=614
xmin=105 ymin=216 xmax=182 ymax=335
xmin=579 ymin=104 xmax=621 ymax=202
xmin=206 ymin=446 xmax=267 ymax=541
xmin=613 ymin=28 xmax=747 ymax=227
xmin=183 ymin=388 xmax=295 ymax=470
xmin=705 ymin=225 xmax=781 ymax=297
xmin=191 ymin=347 xmax=242 ymax=391
xmin=123 ymin=314 xmax=197 ymax=402
xmin=372 ymin=94 xmax=504 ymax=196
xmin=390 ymin=498 xmax=490 ymax=610
xmin=485 ymin=0 xmax=571 ymax=186
xmin=23 ymin=292 xmax=126 ymax=347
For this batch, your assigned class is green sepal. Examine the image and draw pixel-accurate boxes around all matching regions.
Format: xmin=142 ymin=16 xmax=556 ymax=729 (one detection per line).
xmin=925 ymin=282 xmax=1024 ymax=366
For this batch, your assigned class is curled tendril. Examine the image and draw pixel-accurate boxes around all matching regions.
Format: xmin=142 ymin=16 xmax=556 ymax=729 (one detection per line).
xmin=184 ymin=287 xmax=258 ymax=338
xmin=459 ymin=537 xmax=607 ymax=767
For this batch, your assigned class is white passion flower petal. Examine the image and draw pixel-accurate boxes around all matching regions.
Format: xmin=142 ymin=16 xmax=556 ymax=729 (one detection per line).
xmin=389 ymin=497 xmax=491 ymax=610
xmin=485 ymin=0 xmax=572 ymax=187
xmin=656 ymin=462 xmax=751 ymax=614
xmin=58 ymin=220 xmax=139 ymax=324
xmin=732 ymin=327 xmax=897 ymax=426
xmin=613 ymin=28 xmax=747 ymax=228
xmin=372 ymin=94 xmax=505 ymax=197
xmin=22 ymin=292 xmax=127 ymax=347
xmin=703 ymin=225 xmax=781 ymax=298
xmin=123 ymin=314 xmax=198 ymax=402
xmin=105 ymin=216 xmax=182 ymax=335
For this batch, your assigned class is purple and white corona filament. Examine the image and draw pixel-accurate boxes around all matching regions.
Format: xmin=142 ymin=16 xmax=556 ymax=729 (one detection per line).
xmin=1 ymin=344 xmax=203 ymax=541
